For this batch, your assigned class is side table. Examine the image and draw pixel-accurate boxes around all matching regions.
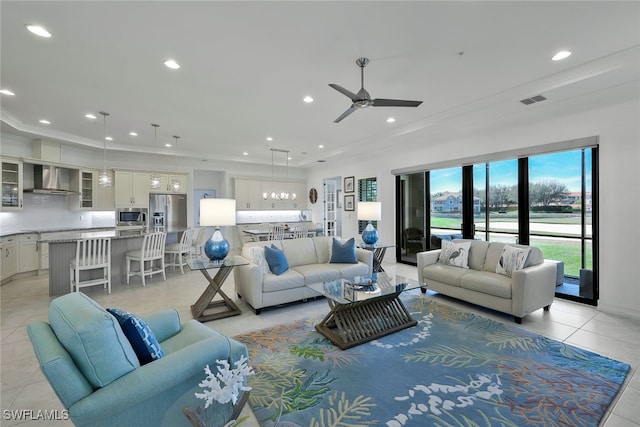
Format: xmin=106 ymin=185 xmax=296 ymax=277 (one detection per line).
xmin=357 ymin=242 xmax=395 ymax=273
xmin=187 ymin=256 xmax=248 ymax=322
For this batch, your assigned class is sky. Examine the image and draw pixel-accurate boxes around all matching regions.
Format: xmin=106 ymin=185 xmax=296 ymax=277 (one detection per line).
xmin=430 ymin=149 xmax=592 ymax=194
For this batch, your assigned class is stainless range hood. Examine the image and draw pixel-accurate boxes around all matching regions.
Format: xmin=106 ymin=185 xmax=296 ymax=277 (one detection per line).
xmin=24 ymin=165 xmax=80 ymax=195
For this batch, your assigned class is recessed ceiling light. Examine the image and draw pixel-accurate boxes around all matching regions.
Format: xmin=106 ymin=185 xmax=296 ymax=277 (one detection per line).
xmin=164 ymin=143 xmax=172 ymax=147
xmin=552 ymin=50 xmax=572 ymax=61
xmin=243 ymin=152 xmax=248 ymax=156
xmin=164 ymin=59 xmax=180 ymax=69
xmin=303 ymin=96 xmax=314 ymax=103
xmin=129 ymin=131 xmax=138 ymax=136
xmin=39 ymin=119 xmax=51 ymax=124
xmin=386 ymin=117 xmax=396 ymax=123
xmin=105 ymin=136 xmax=113 ymax=141
xmin=266 ymin=137 xmax=273 ymax=141
xmin=85 ymin=113 xmax=96 ymax=119
xmin=0 ymin=89 xmax=15 ymax=96
xmin=26 ymin=25 xmax=51 ymax=38
xmin=318 ymin=144 xmax=324 ymax=149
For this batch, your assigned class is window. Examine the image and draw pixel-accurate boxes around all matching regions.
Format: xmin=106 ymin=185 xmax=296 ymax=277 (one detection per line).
xmin=358 ymin=178 xmax=377 ymax=233
xmin=396 ymin=144 xmax=598 ymax=305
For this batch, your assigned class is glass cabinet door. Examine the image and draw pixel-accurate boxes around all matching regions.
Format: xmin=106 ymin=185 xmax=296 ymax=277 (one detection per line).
xmin=1 ymin=160 xmax=23 ymax=209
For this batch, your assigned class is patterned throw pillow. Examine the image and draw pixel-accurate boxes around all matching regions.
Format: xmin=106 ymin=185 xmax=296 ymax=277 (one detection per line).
xmin=438 ymin=240 xmax=471 ymax=268
xmin=496 ymin=245 xmax=531 ymax=277
xmin=248 ymin=246 xmax=269 ymax=275
xmin=107 ymin=308 xmax=164 ymax=365
xmin=264 ymin=244 xmax=289 ymax=275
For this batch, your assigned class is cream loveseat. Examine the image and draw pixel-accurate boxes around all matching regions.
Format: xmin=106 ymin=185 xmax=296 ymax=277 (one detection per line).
xmin=234 ymin=236 xmax=373 ymax=314
xmin=417 ymin=239 xmax=557 ymax=323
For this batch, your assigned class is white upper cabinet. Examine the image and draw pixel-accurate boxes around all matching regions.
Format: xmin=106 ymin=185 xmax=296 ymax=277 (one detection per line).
xmin=1 ymin=159 xmax=23 ymax=211
xmin=115 ymin=171 xmax=149 ymax=207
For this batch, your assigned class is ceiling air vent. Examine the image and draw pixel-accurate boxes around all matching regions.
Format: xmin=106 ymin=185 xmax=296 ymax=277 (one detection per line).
xmin=520 ymin=95 xmax=547 ymax=105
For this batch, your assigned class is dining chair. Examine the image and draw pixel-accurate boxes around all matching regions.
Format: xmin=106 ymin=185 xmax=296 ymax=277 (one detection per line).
xmin=165 ymin=228 xmax=195 ymax=274
xmin=69 ymin=237 xmax=111 ymax=294
xmin=126 ymin=232 xmax=166 ymax=286
xmin=292 ymin=224 xmax=308 ymax=239
xmin=268 ymin=224 xmax=286 ymax=241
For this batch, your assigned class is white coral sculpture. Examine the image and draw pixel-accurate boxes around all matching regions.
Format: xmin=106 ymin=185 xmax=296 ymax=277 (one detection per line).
xmin=195 ymin=355 xmax=254 ymax=407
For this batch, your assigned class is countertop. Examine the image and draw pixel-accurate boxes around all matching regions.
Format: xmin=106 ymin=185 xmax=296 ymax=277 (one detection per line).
xmin=1 ymin=227 xmax=187 ymax=241
xmin=0 ymin=227 xmax=113 ymax=238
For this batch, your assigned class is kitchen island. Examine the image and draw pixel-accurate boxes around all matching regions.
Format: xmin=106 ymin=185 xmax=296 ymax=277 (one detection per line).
xmin=40 ymin=228 xmax=183 ymax=296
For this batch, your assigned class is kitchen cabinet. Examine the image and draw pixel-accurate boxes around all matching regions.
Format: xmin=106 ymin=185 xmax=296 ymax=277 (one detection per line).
xmin=18 ymin=234 xmax=39 ymax=273
xmin=234 ymin=179 xmax=264 ymax=210
xmin=39 ymin=239 xmax=49 ymax=271
xmin=1 ymin=159 xmax=23 ymax=211
xmin=290 ymin=182 xmax=307 ymax=210
xmin=70 ymin=170 xmax=95 ymax=210
xmin=149 ymin=174 xmax=187 ymax=194
xmin=71 ymin=169 xmax=114 ymax=211
xmin=96 ymin=178 xmax=115 ymax=210
xmin=0 ymin=236 xmax=17 ymax=281
xmin=115 ymin=171 xmax=149 ymax=207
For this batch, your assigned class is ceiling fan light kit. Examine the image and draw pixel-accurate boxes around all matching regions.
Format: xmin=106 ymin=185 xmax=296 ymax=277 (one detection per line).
xmin=329 ymin=57 xmax=423 ymax=123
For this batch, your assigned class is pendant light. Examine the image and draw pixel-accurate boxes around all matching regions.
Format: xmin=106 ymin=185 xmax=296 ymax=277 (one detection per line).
xmin=171 ymin=135 xmax=181 ymax=192
xmin=98 ymin=111 xmax=112 ymax=187
xmin=149 ymin=123 xmax=161 ymax=189
xmin=262 ymin=148 xmax=295 ymax=201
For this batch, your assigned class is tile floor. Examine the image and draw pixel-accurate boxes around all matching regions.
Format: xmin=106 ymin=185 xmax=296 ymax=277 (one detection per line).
xmin=1 ymin=261 xmax=639 ymax=426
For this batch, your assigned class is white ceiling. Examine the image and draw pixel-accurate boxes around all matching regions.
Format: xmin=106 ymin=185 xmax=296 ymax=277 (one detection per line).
xmin=1 ymin=1 xmax=639 ymax=168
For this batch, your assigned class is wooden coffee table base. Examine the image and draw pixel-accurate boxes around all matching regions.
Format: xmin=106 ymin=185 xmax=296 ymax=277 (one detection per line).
xmin=315 ymin=293 xmax=417 ymax=350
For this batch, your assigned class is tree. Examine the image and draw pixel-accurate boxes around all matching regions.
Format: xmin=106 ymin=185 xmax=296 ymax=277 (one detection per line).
xmin=489 ymin=184 xmax=516 ymax=209
xmin=530 ymin=180 xmax=569 ymax=207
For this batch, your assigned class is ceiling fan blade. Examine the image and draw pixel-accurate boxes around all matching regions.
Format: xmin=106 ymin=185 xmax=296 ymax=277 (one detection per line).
xmin=334 ymin=106 xmax=358 ymax=123
xmin=372 ymin=99 xmax=423 ymax=107
xmin=329 ymin=84 xmax=358 ymax=102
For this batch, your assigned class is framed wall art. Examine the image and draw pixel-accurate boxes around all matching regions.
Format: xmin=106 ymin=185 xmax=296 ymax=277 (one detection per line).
xmin=344 ymin=194 xmax=355 ymax=211
xmin=344 ymin=176 xmax=355 ymax=193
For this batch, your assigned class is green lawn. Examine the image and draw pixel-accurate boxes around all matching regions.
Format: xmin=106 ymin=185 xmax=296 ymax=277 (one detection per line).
xmin=428 ymin=215 xmax=591 ymax=276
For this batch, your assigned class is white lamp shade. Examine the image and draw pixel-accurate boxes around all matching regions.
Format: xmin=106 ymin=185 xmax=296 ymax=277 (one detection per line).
xmin=200 ymin=198 xmax=236 ymax=226
xmin=357 ymin=202 xmax=381 ymax=221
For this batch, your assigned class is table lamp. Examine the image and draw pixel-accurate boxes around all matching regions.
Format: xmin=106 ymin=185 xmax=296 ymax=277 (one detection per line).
xmin=357 ymin=201 xmax=381 ymax=244
xmin=200 ymin=198 xmax=236 ymax=261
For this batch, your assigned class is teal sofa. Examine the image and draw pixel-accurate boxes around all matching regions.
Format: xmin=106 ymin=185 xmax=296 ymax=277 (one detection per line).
xmin=27 ymin=292 xmax=249 ymax=427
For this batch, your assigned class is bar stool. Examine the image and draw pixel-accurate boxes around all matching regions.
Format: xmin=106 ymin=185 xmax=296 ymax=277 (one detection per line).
xmin=70 ymin=237 xmax=111 ymax=294
xmin=126 ymin=232 xmax=166 ymax=286
xmin=165 ymin=228 xmax=194 ymax=274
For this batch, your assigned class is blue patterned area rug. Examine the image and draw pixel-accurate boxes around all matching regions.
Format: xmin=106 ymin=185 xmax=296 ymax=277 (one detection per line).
xmin=234 ymin=295 xmax=630 ymax=427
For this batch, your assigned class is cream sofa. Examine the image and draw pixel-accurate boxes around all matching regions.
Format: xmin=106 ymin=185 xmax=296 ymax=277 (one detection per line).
xmin=417 ymin=239 xmax=557 ymax=323
xmin=234 ymin=236 xmax=373 ymax=314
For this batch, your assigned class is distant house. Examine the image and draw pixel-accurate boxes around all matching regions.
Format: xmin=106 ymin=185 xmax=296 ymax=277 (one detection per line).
xmin=563 ymin=192 xmax=592 ymax=211
xmin=431 ymin=192 xmax=481 ymax=213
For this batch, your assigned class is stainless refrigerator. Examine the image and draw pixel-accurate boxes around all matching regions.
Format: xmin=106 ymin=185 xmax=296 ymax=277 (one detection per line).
xmin=149 ymin=194 xmax=187 ymax=232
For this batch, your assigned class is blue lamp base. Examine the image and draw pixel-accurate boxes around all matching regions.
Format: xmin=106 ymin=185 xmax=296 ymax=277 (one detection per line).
xmin=362 ymin=221 xmax=379 ymax=245
xmin=204 ymin=228 xmax=230 ymax=261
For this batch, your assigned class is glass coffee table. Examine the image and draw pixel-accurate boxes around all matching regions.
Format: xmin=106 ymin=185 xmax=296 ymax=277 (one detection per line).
xmin=306 ymin=274 xmax=426 ymax=349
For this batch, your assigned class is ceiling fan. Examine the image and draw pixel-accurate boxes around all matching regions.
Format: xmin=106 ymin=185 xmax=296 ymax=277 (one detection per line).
xmin=329 ymin=57 xmax=423 ymax=123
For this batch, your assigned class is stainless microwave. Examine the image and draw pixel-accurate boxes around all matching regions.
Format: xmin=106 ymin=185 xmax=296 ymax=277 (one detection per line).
xmin=116 ymin=207 xmax=148 ymax=227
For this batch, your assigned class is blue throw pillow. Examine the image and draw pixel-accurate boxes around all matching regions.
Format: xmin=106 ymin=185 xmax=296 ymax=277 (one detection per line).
xmin=264 ymin=244 xmax=289 ymax=275
xmin=107 ymin=308 xmax=164 ymax=365
xmin=330 ymin=237 xmax=357 ymax=264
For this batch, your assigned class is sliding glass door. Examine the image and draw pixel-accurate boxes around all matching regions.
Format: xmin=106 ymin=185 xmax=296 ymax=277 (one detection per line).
xmin=528 ymin=149 xmax=595 ymax=301
xmin=398 ymin=173 xmax=425 ymax=263
xmin=429 ymin=167 xmax=463 ymax=248
xmin=396 ymin=145 xmax=598 ymax=305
